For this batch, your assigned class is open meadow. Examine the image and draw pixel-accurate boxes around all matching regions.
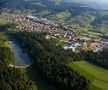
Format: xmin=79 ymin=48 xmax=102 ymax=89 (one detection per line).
xmin=68 ymin=61 xmax=108 ymax=90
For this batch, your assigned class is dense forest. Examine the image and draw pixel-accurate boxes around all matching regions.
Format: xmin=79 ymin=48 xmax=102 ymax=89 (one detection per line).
xmin=85 ymin=50 xmax=108 ymax=69
xmin=0 ymin=43 xmax=35 ymax=90
xmin=0 ymin=61 xmax=34 ymax=90
xmin=0 ymin=24 xmax=36 ymax=90
xmin=0 ymin=46 xmax=13 ymax=65
xmin=13 ymin=32 xmax=90 ymax=90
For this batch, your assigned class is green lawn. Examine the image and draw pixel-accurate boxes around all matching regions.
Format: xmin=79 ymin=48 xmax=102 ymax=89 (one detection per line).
xmin=88 ymin=31 xmax=102 ymax=36
xmin=68 ymin=61 xmax=108 ymax=90
xmin=0 ymin=15 xmax=13 ymax=19
xmin=0 ymin=32 xmax=7 ymax=39
xmin=31 ymin=2 xmax=47 ymax=7
xmin=39 ymin=10 xmax=50 ymax=16
xmin=48 ymin=10 xmax=71 ymax=21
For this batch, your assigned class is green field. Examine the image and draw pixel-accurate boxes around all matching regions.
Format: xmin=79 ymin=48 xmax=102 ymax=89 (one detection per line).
xmin=31 ymin=2 xmax=47 ymax=7
xmin=88 ymin=31 xmax=102 ymax=36
xmin=0 ymin=15 xmax=13 ymax=19
xmin=68 ymin=61 xmax=108 ymax=90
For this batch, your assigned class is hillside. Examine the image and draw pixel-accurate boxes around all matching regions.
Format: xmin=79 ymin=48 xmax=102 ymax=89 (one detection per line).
xmin=0 ymin=0 xmax=108 ymax=90
xmin=0 ymin=0 xmax=108 ymax=36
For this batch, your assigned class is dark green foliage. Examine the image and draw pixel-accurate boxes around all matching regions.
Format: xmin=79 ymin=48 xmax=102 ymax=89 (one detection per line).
xmin=0 ymin=47 xmax=13 ymax=65
xmin=85 ymin=50 xmax=108 ymax=69
xmin=14 ymin=32 xmax=90 ymax=90
xmin=0 ymin=62 xmax=32 ymax=90
xmin=0 ymin=24 xmax=36 ymax=90
xmin=0 ymin=23 xmax=16 ymax=31
xmin=0 ymin=44 xmax=35 ymax=90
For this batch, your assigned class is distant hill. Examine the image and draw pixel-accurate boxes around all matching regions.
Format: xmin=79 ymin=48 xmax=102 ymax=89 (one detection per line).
xmin=0 ymin=0 xmax=108 ymax=35
xmin=1 ymin=0 xmax=95 ymax=14
xmin=63 ymin=0 xmax=108 ymax=10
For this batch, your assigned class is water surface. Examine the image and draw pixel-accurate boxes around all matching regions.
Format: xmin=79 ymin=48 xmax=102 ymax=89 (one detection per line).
xmin=10 ymin=41 xmax=31 ymax=66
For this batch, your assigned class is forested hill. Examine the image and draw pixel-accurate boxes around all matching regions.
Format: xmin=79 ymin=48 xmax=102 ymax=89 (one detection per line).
xmin=1 ymin=0 xmax=94 ymax=14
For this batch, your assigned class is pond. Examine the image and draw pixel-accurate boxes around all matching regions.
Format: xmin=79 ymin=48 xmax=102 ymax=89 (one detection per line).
xmin=9 ymin=41 xmax=31 ymax=66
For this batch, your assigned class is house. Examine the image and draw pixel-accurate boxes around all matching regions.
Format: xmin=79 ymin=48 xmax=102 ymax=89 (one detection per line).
xmin=90 ymin=43 xmax=102 ymax=52
xmin=64 ymin=45 xmax=77 ymax=52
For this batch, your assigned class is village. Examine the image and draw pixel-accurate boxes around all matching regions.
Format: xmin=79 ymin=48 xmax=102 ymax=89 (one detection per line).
xmin=0 ymin=13 xmax=108 ymax=52
xmin=46 ymin=30 xmax=108 ymax=52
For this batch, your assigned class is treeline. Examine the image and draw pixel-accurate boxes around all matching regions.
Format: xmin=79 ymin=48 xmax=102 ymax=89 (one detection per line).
xmin=0 ymin=46 xmax=13 ymax=65
xmin=14 ymin=32 xmax=90 ymax=90
xmin=0 ymin=32 xmax=14 ymax=65
xmin=85 ymin=50 xmax=108 ymax=69
xmin=0 ymin=43 xmax=35 ymax=90
xmin=0 ymin=61 xmax=34 ymax=90
xmin=0 ymin=23 xmax=16 ymax=31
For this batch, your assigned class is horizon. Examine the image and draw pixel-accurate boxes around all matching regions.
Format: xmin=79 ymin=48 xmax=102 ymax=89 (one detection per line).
xmin=64 ymin=0 xmax=108 ymax=10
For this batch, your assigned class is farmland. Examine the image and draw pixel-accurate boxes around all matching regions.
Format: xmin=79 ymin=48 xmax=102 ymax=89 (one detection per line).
xmin=68 ymin=61 xmax=108 ymax=90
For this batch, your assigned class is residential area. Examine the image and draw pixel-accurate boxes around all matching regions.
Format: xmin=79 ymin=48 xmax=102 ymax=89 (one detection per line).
xmin=0 ymin=13 xmax=108 ymax=52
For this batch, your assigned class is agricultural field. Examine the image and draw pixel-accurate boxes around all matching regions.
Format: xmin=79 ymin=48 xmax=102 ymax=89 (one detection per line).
xmin=48 ymin=10 xmax=71 ymax=21
xmin=88 ymin=31 xmax=102 ymax=36
xmin=0 ymin=15 xmax=13 ymax=19
xmin=31 ymin=2 xmax=47 ymax=7
xmin=68 ymin=61 xmax=108 ymax=90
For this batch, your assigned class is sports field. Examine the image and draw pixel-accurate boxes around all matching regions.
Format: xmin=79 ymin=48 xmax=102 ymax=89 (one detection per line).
xmin=68 ymin=61 xmax=108 ymax=90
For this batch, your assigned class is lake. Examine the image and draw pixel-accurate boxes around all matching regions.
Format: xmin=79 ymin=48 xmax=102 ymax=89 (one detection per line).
xmin=9 ymin=41 xmax=31 ymax=66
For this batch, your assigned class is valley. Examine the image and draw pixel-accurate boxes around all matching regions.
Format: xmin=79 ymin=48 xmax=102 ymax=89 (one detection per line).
xmin=0 ymin=0 xmax=108 ymax=90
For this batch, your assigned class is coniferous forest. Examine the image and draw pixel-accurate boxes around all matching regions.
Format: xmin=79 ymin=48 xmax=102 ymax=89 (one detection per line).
xmin=0 ymin=45 xmax=35 ymax=90
xmin=13 ymin=32 xmax=90 ymax=90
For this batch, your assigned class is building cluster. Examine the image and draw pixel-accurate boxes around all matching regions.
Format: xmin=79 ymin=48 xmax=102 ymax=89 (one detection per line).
xmin=15 ymin=19 xmax=59 ymax=33
xmin=46 ymin=31 xmax=108 ymax=52
xmin=27 ymin=15 xmax=59 ymax=27
xmin=90 ymin=39 xmax=108 ymax=52
xmin=0 ymin=14 xmax=108 ymax=52
xmin=0 ymin=15 xmax=25 ymax=23
xmin=3 ymin=15 xmax=60 ymax=34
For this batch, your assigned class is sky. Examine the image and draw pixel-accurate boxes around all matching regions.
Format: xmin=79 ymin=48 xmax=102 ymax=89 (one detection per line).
xmin=90 ymin=0 xmax=108 ymax=3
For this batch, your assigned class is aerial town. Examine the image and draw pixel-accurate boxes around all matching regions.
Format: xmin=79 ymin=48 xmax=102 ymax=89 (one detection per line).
xmin=1 ymin=0 xmax=108 ymax=90
xmin=0 ymin=13 xmax=108 ymax=52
